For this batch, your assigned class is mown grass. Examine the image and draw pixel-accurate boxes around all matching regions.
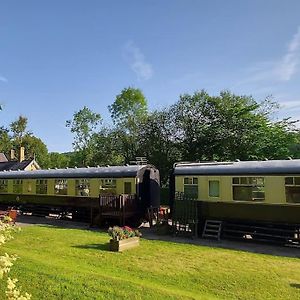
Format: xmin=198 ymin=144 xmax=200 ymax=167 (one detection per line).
xmin=0 ymin=225 xmax=300 ymax=299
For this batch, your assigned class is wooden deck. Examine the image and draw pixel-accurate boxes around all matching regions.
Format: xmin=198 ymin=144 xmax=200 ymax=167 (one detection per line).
xmin=99 ymin=194 xmax=140 ymax=225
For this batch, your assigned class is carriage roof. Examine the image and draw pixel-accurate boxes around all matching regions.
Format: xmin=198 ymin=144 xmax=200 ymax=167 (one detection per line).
xmin=174 ymin=160 xmax=300 ymax=176
xmin=0 ymin=165 xmax=154 ymax=179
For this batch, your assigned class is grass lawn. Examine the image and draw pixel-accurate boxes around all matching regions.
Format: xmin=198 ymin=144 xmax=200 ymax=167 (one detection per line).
xmin=0 ymin=225 xmax=300 ymax=300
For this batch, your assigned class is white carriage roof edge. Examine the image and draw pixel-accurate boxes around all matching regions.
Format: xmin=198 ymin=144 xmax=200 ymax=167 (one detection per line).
xmin=174 ymin=159 xmax=300 ymax=175
xmin=0 ymin=164 xmax=156 ymax=179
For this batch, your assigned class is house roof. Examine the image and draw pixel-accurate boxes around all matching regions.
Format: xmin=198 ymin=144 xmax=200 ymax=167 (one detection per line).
xmin=0 ymin=159 xmax=34 ymax=172
xmin=0 ymin=164 xmax=155 ymax=179
xmin=174 ymin=160 xmax=300 ymax=176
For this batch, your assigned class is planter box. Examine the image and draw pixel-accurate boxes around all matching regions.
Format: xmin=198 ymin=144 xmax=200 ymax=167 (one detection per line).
xmin=109 ymin=237 xmax=140 ymax=252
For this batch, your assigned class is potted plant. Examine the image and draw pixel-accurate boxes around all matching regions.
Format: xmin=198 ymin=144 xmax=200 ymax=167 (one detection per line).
xmin=108 ymin=226 xmax=142 ymax=252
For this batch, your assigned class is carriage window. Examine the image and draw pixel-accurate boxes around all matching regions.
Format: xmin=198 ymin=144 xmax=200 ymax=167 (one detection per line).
xmin=100 ymin=178 xmax=117 ymax=194
xmin=36 ymin=179 xmax=48 ymax=194
xmin=209 ymin=180 xmax=220 ymax=197
xmin=13 ymin=179 xmax=23 ymax=194
xmin=75 ymin=179 xmax=90 ymax=196
xmin=183 ymin=177 xmax=198 ymax=199
xmin=232 ymin=177 xmax=265 ymax=201
xmin=124 ymin=182 xmax=132 ymax=194
xmin=0 ymin=180 xmax=8 ymax=193
xmin=285 ymin=177 xmax=300 ymax=203
xmin=54 ymin=179 xmax=68 ymax=195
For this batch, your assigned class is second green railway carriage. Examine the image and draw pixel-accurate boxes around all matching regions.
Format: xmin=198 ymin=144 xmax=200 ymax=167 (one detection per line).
xmin=171 ymin=160 xmax=300 ymax=225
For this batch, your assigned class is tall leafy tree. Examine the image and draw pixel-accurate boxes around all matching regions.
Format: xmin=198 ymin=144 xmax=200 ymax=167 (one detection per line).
xmin=172 ymin=90 xmax=297 ymax=162
xmin=10 ymin=116 xmax=31 ymax=148
xmin=139 ymin=109 xmax=180 ymax=184
xmin=66 ymin=106 xmax=102 ymax=166
xmin=0 ymin=127 xmax=12 ymax=156
xmin=109 ymin=87 xmax=148 ymax=162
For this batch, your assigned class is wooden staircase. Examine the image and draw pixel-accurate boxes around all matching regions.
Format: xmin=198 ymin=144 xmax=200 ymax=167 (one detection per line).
xmin=202 ymin=220 xmax=222 ymax=240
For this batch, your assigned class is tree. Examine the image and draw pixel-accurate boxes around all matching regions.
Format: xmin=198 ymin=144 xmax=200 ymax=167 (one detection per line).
xmin=0 ymin=127 xmax=12 ymax=156
xmin=138 ymin=109 xmax=180 ymax=184
xmin=10 ymin=116 xmax=30 ymax=148
xmin=109 ymin=87 xmax=148 ymax=162
xmin=109 ymin=87 xmax=147 ymax=129
xmin=66 ymin=106 xmax=102 ymax=166
xmin=47 ymin=152 xmax=71 ymax=169
xmin=22 ymin=135 xmax=49 ymax=168
xmin=172 ymin=90 xmax=297 ymax=162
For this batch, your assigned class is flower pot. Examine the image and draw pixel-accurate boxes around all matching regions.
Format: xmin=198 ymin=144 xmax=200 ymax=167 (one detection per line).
xmin=109 ymin=237 xmax=140 ymax=252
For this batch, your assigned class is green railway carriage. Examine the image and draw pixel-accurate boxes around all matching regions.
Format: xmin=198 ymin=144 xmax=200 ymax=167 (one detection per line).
xmin=171 ymin=160 xmax=300 ymax=225
xmin=0 ymin=164 xmax=160 ymax=222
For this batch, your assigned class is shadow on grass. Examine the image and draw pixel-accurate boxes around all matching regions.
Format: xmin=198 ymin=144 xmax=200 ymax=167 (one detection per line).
xmin=290 ymin=283 xmax=300 ymax=289
xmin=72 ymin=243 xmax=110 ymax=251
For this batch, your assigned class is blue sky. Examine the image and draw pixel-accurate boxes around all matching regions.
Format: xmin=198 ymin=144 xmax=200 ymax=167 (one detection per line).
xmin=1 ymin=0 xmax=300 ymax=152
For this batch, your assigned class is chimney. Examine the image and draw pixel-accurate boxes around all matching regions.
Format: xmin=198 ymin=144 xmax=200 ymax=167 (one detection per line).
xmin=10 ymin=149 xmax=15 ymax=160
xmin=19 ymin=147 xmax=25 ymax=162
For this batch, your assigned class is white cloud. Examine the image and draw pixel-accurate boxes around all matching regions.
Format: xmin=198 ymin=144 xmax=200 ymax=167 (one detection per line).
xmin=236 ymin=26 xmax=300 ymax=87
xmin=123 ymin=41 xmax=153 ymax=80
xmin=0 ymin=75 xmax=8 ymax=83
xmin=276 ymin=26 xmax=300 ymax=81
xmin=279 ymin=99 xmax=300 ymax=111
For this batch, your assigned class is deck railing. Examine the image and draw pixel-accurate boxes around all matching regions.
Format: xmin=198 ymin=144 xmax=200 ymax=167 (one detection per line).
xmin=98 ymin=194 xmax=139 ymax=225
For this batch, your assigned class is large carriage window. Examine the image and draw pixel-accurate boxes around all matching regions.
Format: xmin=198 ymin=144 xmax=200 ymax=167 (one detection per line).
xmin=75 ymin=179 xmax=90 ymax=196
xmin=183 ymin=177 xmax=198 ymax=199
xmin=0 ymin=180 xmax=8 ymax=193
xmin=100 ymin=178 xmax=117 ymax=194
xmin=36 ymin=179 xmax=47 ymax=194
xmin=232 ymin=177 xmax=265 ymax=201
xmin=54 ymin=179 xmax=68 ymax=195
xmin=13 ymin=179 xmax=23 ymax=194
xmin=285 ymin=177 xmax=300 ymax=203
xmin=209 ymin=180 xmax=220 ymax=197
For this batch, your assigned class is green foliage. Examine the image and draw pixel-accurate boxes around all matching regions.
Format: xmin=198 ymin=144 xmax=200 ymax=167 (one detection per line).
xmin=47 ymin=152 xmax=71 ymax=169
xmin=66 ymin=106 xmax=102 ymax=151
xmin=108 ymin=87 xmax=147 ymax=129
xmin=66 ymin=106 xmax=102 ymax=166
xmin=108 ymin=87 xmax=148 ymax=163
xmin=21 ymin=135 xmax=49 ymax=168
xmin=10 ymin=116 xmax=30 ymax=148
xmin=171 ymin=90 xmax=298 ymax=162
xmin=0 ymin=128 xmax=12 ymax=157
xmin=138 ymin=109 xmax=180 ymax=184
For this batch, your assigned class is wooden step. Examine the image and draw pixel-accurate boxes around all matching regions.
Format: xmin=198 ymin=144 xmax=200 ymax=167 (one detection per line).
xmin=202 ymin=220 xmax=222 ymax=240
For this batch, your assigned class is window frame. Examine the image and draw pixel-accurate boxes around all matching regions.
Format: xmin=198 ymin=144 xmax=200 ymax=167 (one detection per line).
xmin=285 ymin=176 xmax=300 ymax=203
xmin=183 ymin=177 xmax=199 ymax=199
xmin=232 ymin=176 xmax=265 ymax=201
